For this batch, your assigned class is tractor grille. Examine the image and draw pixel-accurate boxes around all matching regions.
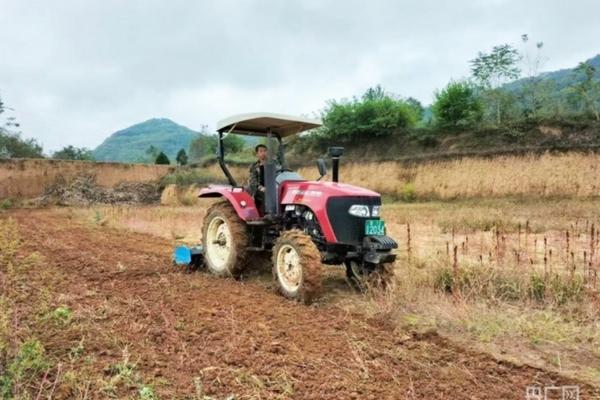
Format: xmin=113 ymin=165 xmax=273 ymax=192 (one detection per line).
xmin=326 ymin=196 xmax=381 ymax=245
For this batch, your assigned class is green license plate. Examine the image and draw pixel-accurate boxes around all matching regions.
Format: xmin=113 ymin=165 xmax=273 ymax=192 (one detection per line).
xmin=365 ymin=219 xmax=385 ymax=236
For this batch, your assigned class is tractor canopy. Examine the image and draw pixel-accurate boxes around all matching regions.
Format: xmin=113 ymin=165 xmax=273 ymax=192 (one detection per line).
xmin=216 ymin=112 xmax=322 ymax=137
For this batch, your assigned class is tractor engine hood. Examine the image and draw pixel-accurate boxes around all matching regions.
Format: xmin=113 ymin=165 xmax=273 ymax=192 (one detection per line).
xmin=280 ymin=180 xmax=380 ymax=200
xmin=279 ymin=180 xmax=381 ymax=244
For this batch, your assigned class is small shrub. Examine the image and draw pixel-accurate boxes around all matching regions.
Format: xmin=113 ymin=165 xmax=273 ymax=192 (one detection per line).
xmin=0 ymin=199 xmax=13 ymax=210
xmin=548 ymin=274 xmax=585 ymax=305
xmin=529 ymin=274 xmax=546 ymax=302
xmin=400 ymin=183 xmax=417 ymax=202
xmin=93 ymin=210 xmax=103 ymax=224
xmin=432 ymin=80 xmax=483 ymax=128
xmin=48 ymin=306 xmax=73 ymax=325
xmin=1 ymin=339 xmax=50 ymax=397
xmin=108 ymin=360 xmax=136 ymax=382
xmin=493 ymin=275 xmax=523 ymax=301
xmin=433 ymin=267 xmax=453 ymax=293
xmin=139 ymin=385 xmax=157 ymax=400
xmin=69 ymin=339 xmax=85 ymax=360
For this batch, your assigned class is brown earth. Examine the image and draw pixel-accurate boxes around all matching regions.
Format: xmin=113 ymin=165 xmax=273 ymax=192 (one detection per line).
xmin=6 ymin=209 xmax=600 ymax=399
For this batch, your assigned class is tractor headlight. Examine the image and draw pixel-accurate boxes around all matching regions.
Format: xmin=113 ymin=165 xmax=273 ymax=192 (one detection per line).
xmin=372 ymin=205 xmax=381 ymax=217
xmin=348 ymin=205 xmax=370 ymax=218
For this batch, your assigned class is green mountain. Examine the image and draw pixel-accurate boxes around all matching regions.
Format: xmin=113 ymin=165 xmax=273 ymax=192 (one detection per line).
xmin=93 ymin=118 xmax=199 ymax=163
xmin=504 ymin=54 xmax=600 ymax=92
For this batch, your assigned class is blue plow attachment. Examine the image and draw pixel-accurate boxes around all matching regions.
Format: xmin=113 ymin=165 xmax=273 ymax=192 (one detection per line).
xmin=173 ymin=245 xmax=204 ymax=268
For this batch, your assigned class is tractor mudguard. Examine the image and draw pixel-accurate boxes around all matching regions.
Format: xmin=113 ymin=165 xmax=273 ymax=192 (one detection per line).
xmin=199 ymin=185 xmax=260 ymax=221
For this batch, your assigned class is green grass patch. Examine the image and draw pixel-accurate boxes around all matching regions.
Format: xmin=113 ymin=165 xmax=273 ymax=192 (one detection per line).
xmin=1 ymin=339 xmax=50 ymax=398
xmin=45 ymin=306 xmax=73 ymax=325
xmin=0 ymin=199 xmax=13 ymax=210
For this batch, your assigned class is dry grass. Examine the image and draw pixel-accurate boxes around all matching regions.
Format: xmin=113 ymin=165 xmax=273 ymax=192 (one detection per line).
xmin=0 ymin=158 xmax=171 ymax=198
xmin=67 ymin=201 xmax=215 ymax=244
xmin=343 ymin=197 xmax=600 ymax=384
xmin=165 ymin=151 xmax=600 ymax=203
xmin=204 ymin=164 xmax=248 ymax=186
xmin=297 ymin=152 xmax=600 ymax=200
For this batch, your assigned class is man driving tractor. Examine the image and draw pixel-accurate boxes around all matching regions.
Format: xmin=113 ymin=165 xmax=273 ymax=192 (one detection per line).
xmin=248 ymin=144 xmax=267 ymax=213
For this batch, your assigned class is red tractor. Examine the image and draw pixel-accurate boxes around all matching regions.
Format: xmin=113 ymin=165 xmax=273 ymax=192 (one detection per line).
xmin=186 ymin=113 xmax=397 ymax=303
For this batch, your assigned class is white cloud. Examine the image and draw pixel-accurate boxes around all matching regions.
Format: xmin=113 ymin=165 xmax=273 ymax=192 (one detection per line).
xmin=0 ymin=0 xmax=598 ymax=152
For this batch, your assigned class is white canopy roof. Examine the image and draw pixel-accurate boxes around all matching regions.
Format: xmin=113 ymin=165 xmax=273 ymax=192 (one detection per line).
xmin=216 ymin=112 xmax=322 ymax=137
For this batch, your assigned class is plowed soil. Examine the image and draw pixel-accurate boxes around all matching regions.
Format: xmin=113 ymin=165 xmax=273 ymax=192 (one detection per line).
xmin=7 ymin=209 xmax=600 ymax=399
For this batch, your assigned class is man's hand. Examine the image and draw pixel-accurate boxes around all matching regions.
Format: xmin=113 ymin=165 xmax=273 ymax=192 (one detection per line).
xmin=259 ymin=186 xmax=265 ymax=192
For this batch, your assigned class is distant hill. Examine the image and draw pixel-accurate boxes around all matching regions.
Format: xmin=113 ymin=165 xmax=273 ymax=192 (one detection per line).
xmin=93 ymin=118 xmax=200 ymax=163
xmin=505 ymin=54 xmax=600 ymax=92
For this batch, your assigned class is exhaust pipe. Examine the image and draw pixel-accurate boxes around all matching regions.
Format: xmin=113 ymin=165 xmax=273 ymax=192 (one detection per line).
xmin=328 ymin=147 xmax=344 ymax=183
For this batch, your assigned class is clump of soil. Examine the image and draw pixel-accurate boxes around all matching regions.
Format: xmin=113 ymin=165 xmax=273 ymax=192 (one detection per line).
xmin=37 ymin=174 xmax=160 ymax=206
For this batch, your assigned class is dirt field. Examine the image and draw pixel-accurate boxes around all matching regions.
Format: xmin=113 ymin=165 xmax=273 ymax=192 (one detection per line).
xmin=3 ymin=208 xmax=599 ymax=399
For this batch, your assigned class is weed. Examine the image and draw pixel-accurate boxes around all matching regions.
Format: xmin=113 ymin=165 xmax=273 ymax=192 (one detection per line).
xmin=433 ymin=268 xmax=453 ymax=293
xmin=1 ymin=339 xmax=50 ymax=398
xmin=431 ymin=263 xmax=586 ymax=306
xmin=92 ymin=209 xmax=105 ymax=225
xmin=400 ymin=183 xmax=417 ymax=202
xmin=139 ymin=385 xmax=158 ymax=400
xmin=48 ymin=306 xmax=73 ymax=325
xmin=0 ymin=218 xmax=20 ymax=266
xmin=438 ymin=216 xmax=516 ymax=233
xmin=102 ymin=348 xmax=159 ymax=398
xmin=68 ymin=339 xmax=85 ymax=361
xmin=0 ymin=199 xmax=12 ymax=210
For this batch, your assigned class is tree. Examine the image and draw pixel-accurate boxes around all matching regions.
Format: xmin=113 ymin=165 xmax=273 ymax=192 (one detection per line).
xmin=362 ymin=85 xmax=387 ymax=101
xmin=188 ymin=133 xmax=245 ymax=162
xmin=188 ymin=134 xmax=218 ymax=162
xmin=0 ymin=95 xmax=44 ymax=158
xmin=145 ymin=145 xmax=160 ymax=161
xmin=470 ymin=44 xmax=521 ymax=124
xmin=569 ymin=61 xmax=600 ymax=121
xmin=155 ymin=152 xmax=170 ymax=165
xmin=432 ymin=81 xmax=483 ymax=128
xmin=0 ymin=132 xmax=44 ymax=159
xmin=176 ymin=148 xmax=188 ymax=165
xmin=321 ymin=86 xmax=419 ymax=141
xmin=52 ymin=145 xmax=94 ymax=161
xmin=405 ymin=97 xmax=425 ymax=122
xmin=518 ymin=34 xmax=549 ymax=118
xmin=223 ymin=134 xmax=245 ymax=153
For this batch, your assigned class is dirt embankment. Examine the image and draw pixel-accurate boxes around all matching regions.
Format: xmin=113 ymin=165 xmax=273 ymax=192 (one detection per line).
xmin=0 ymin=158 xmax=173 ymax=198
xmin=286 ymin=120 xmax=600 ymax=165
xmin=6 ymin=209 xmax=600 ymax=399
xmin=37 ymin=174 xmax=161 ymax=206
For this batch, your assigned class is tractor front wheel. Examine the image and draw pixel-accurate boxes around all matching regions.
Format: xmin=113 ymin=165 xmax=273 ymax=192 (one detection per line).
xmin=202 ymin=201 xmax=248 ymax=278
xmin=272 ymin=229 xmax=323 ymax=304
xmin=346 ymin=260 xmax=395 ymax=291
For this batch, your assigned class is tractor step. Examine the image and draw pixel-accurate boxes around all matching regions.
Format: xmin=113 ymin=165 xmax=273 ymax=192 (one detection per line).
xmin=246 ymin=218 xmax=277 ymax=226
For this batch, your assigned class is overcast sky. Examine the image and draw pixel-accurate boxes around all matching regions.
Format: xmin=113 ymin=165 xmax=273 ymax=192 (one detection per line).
xmin=1 ymin=0 xmax=599 ymax=152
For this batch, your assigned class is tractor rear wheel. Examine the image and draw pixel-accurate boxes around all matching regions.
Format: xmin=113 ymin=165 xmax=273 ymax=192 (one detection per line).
xmin=272 ymin=229 xmax=323 ymax=304
xmin=202 ymin=201 xmax=248 ymax=278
